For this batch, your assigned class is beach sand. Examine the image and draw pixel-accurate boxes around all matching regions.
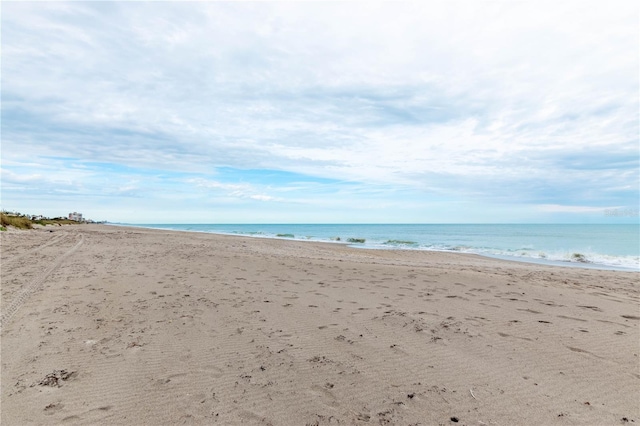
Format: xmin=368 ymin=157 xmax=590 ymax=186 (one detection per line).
xmin=1 ymin=225 xmax=638 ymax=425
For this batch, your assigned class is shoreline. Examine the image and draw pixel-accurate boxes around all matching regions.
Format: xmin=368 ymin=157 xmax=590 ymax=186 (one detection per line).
xmin=111 ymin=223 xmax=640 ymax=273
xmin=2 ymin=225 xmax=638 ymax=425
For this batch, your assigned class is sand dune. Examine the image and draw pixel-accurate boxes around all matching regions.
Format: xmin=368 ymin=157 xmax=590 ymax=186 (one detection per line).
xmin=1 ymin=225 xmax=638 ymax=425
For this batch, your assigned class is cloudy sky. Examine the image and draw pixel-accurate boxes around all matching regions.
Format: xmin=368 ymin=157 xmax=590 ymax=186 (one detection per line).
xmin=2 ymin=1 xmax=638 ymax=223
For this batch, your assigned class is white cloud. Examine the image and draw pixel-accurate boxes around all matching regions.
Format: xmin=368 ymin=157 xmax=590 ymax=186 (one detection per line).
xmin=1 ymin=1 xmax=637 ymax=221
xmin=1 ymin=169 xmax=44 ymax=184
xmin=188 ymin=178 xmax=280 ymax=202
xmin=536 ymin=204 xmax=612 ymax=214
xmin=249 ymin=194 xmax=277 ymax=202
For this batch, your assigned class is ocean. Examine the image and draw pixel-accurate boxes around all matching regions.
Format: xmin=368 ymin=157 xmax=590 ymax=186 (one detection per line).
xmin=127 ymin=224 xmax=639 ymax=271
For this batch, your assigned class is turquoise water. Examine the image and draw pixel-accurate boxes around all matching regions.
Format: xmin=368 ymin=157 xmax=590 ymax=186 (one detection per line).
xmin=128 ymin=224 xmax=639 ymax=271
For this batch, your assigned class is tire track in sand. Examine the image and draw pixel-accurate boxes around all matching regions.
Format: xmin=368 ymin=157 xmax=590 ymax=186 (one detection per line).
xmin=1 ymin=232 xmax=69 ymax=267
xmin=0 ymin=234 xmax=84 ymax=331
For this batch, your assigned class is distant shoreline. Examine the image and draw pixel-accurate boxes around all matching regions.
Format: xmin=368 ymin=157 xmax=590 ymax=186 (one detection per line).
xmin=112 ymin=223 xmax=640 ymax=273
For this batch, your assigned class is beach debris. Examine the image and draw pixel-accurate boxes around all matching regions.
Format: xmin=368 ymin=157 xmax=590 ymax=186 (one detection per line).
xmin=346 ymin=238 xmax=366 ymax=243
xmin=450 ymin=416 xmax=459 ymax=423
xmin=44 ymin=402 xmax=64 ymax=413
xmin=335 ymin=335 xmax=346 ymax=341
xmin=621 ymin=315 xmax=640 ymax=320
xmin=378 ymin=409 xmax=393 ymax=423
xmin=571 ymin=253 xmax=589 ymax=263
xmin=308 ymin=355 xmax=333 ymax=365
xmin=470 ymin=388 xmax=478 ymax=400
xmin=35 ymin=370 xmax=76 ymax=387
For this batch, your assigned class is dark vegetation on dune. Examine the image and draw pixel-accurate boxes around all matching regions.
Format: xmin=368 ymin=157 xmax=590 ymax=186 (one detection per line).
xmin=1 ymin=212 xmax=82 ymax=231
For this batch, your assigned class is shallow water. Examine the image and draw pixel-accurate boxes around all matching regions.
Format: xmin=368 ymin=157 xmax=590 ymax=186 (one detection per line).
xmin=125 ymin=223 xmax=640 ymax=271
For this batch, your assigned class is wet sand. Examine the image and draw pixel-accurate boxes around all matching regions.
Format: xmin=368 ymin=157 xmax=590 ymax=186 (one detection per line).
xmin=1 ymin=224 xmax=638 ymax=425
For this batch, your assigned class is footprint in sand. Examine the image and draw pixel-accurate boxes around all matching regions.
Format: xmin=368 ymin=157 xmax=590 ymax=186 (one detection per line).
xmin=567 ymin=346 xmax=604 ymax=359
xmin=577 ymin=305 xmax=602 ymax=312
xmin=557 ymin=315 xmax=587 ymax=322
xmin=308 ymin=384 xmax=339 ymax=408
xmin=199 ymin=365 xmax=224 ymax=378
xmin=44 ymin=402 xmax=64 ymax=415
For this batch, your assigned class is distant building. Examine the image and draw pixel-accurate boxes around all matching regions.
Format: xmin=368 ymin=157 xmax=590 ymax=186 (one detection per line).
xmin=69 ymin=212 xmax=83 ymax=222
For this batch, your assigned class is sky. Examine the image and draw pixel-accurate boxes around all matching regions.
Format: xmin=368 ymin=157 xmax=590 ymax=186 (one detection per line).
xmin=1 ymin=1 xmax=638 ymax=224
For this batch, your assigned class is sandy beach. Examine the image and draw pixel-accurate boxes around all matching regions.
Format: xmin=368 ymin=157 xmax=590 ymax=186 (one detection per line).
xmin=1 ymin=224 xmax=638 ymax=425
